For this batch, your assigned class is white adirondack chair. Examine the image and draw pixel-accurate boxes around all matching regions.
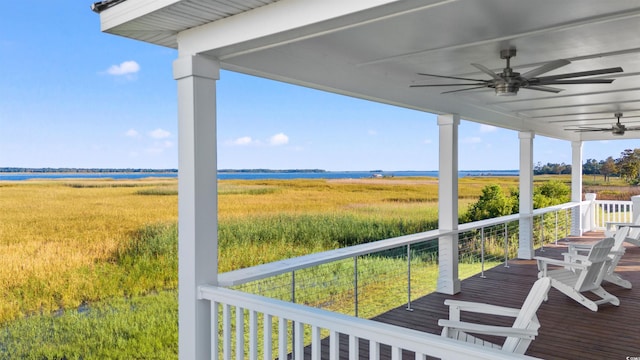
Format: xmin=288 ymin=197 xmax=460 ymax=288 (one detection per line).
xmin=438 ymin=277 xmax=551 ymax=355
xmin=536 ymin=237 xmax=618 ymax=311
xmin=604 ymin=217 xmax=640 ymax=246
xmin=564 ymin=226 xmax=632 ymax=289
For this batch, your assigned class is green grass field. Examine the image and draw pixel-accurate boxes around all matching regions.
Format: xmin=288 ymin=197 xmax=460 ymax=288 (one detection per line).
xmin=0 ymin=175 xmax=630 ymax=359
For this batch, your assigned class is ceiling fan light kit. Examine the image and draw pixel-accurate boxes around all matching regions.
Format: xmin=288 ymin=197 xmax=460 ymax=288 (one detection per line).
xmin=411 ymin=47 xmax=623 ymax=96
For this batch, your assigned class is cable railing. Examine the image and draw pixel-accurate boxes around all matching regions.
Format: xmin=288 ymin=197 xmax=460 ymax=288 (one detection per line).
xmin=222 ymin=203 xmax=579 ymax=318
xmin=205 ymin=202 xmax=581 ymax=359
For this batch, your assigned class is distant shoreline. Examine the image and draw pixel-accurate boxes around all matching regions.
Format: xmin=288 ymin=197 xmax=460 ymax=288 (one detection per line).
xmin=0 ymin=168 xmax=517 ymax=174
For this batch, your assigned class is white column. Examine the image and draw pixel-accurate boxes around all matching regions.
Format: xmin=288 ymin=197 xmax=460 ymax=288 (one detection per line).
xmin=518 ymin=132 xmax=534 ymax=259
xmin=173 ymin=54 xmax=219 ymax=360
xmin=571 ymin=141 xmax=583 ymax=236
xmin=436 ymin=114 xmax=461 ymax=295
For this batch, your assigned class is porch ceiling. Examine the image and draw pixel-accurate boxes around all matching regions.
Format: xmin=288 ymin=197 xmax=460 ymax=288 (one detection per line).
xmin=97 ymin=0 xmax=640 ymax=141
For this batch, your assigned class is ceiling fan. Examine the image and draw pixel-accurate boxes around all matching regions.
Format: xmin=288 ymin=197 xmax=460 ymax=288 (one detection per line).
xmin=410 ymin=48 xmax=623 ymax=96
xmin=566 ymin=113 xmax=640 ymax=136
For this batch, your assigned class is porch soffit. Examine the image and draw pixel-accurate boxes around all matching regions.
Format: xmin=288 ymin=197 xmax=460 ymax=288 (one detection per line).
xmin=97 ymin=0 xmax=640 ymax=142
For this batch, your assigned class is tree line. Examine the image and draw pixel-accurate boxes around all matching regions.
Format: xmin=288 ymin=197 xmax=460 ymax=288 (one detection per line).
xmin=535 ymin=148 xmax=640 ymax=184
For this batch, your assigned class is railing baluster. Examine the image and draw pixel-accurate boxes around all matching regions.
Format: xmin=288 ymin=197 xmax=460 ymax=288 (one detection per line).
xmin=278 ymin=318 xmax=287 ymax=360
xmin=480 ymin=227 xmax=486 ymax=278
xmin=236 ymin=307 xmax=244 ymax=360
xmin=223 ymin=304 xmax=231 ymax=360
xmin=211 ymin=301 xmax=219 ymax=360
xmin=503 ymin=222 xmax=509 ymax=268
xmin=407 ymin=243 xmax=413 ymax=311
xmin=354 ymin=256 xmax=358 ymax=318
xmin=311 ymin=326 xmax=321 ymax=360
xmin=554 ymin=211 xmax=558 ymax=245
xmin=263 ymin=314 xmax=272 ymax=360
xmin=294 ymin=321 xmax=304 ymax=360
xmin=391 ymin=346 xmax=402 ymax=360
xmin=370 ymin=339 xmax=380 ymax=359
xmin=249 ymin=310 xmax=257 ymax=360
xmin=349 ymin=334 xmax=359 ymax=360
xmin=329 ymin=330 xmax=339 ymax=360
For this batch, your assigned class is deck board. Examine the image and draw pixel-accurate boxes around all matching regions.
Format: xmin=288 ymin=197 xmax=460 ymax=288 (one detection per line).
xmin=370 ymin=232 xmax=640 ymax=359
xmin=303 ymin=232 xmax=640 ymax=359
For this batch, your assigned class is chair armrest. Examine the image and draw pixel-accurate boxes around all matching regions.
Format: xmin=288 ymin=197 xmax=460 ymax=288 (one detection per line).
xmin=535 ymin=256 xmax=588 ymax=276
xmin=567 ymin=243 xmax=593 ymax=251
xmin=443 ymin=299 xmax=520 ymax=317
xmin=438 ymin=320 xmax=537 ymax=339
xmin=561 ymin=252 xmax=590 ymax=263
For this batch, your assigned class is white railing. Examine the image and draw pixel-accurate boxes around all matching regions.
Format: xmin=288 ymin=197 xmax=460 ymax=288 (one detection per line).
xmin=199 ymin=285 xmax=539 ymax=360
xmin=219 ymin=204 xmax=579 ymax=320
xmin=592 ymin=199 xmax=633 ymax=230
xmin=202 ymin=202 xmax=584 ymax=359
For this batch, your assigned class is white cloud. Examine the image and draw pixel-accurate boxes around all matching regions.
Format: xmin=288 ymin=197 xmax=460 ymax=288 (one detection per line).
xmin=146 ymin=140 xmax=173 ymax=154
xmin=149 ymin=128 xmax=171 ymax=139
xmin=124 ymin=129 xmax=139 ymax=137
xmin=232 ymin=136 xmax=253 ymax=145
xmin=107 ymin=61 xmax=140 ymax=76
xmin=479 ymin=124 xmax=497 ymax=133
xmin=462 ymin=136 xmax=482 ymax=144
xmin=269 ymin=133 xmax=289 ymax=146
xmin=368 ymin=129 xmax=377 ymax=136
xmin=423 ymin=138 xmax=433 ymax=144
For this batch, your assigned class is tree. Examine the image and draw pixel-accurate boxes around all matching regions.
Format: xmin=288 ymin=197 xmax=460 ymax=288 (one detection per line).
xmin=600 ymin=157 xmax=617 ymax=182
xmin=533 ymin=180 xmax=570 ymax=208
xmin=583 ymin=158 xmax=601 ymax=180
xmin=464 ymin=184 xmax=517 ymax=222
xmin=617 ymin=149 xmax=640 ymax=184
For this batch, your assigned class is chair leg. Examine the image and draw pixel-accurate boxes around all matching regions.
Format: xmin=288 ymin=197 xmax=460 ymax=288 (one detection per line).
xmin=590 ymin=287 xmax=620 ymax=306
xmin=550 ymin=281 xmax=598 ymax=311
xmin=605 ymin=273 xmax=632 ymax=289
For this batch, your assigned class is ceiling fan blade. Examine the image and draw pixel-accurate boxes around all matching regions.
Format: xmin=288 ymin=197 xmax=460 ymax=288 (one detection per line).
xmin=567 ymin=128 xmax=608 ymax=132
xmin=522 ymin=85 xmax=563 ymax=93
xmin=521 ymin=59 xmax=571 ymax=79
xmin=416 ymin=73 xmax=487 ymax=82
xmin=410 ymin=83 xmax=488 ymax=87
xmin=471 ymin=63 xmax=502 ymax=80
xmin=536 ymin=79 xmax=615 ymax=85
xmin=441 ymin=85 xmax=491 ymax=94
xmin=534 ymin=67 xmax=623 ymax=81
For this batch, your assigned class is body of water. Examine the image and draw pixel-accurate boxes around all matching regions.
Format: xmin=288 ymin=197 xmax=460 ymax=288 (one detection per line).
xmin=0 ymin=170 xmax=518 ymax=181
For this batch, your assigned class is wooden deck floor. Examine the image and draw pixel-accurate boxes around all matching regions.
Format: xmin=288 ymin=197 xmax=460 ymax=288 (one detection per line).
xmin=368 ymin=232 xmax=640 ymax=359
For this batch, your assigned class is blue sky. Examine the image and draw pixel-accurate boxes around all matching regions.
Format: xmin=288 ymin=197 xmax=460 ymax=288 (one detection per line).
xmin=1 ymin=2 xmax=637 ymax=171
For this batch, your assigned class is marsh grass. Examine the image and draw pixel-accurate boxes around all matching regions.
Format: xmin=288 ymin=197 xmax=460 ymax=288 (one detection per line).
xmin=0 ymin=176 xmax=570 ymax=358
xmin=0 ymin=291 xmax=178 ymax=360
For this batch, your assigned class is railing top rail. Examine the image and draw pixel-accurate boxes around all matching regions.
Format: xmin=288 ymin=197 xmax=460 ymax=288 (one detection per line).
xmin=594 ymin=199 xmax=633 ymax=205
xmin=199 ymin=285 xmax=540 ymax=360
xmin=217 ymin=202 xmax=581 ymax=287
xmin=531 ymin=201 xmax=581 ymax=216
xmin=218 ymin=229 xmax=448 ymax=286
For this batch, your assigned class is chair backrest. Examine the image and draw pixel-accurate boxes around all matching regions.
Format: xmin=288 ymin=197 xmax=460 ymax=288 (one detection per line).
xmin=502 ymin=277 xmax=551 ymax=353
xmin=612 ymin=226 xmax=630 ymax=252
xmin=575 ymin=237 xmax=615 ymax=292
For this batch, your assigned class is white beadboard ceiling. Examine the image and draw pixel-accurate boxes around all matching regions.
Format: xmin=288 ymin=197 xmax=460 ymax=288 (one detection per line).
xmin=97 ymin=0 xmax=640 ymax=141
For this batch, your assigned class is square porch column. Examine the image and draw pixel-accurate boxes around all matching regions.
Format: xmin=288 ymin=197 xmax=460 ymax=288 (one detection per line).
xmin=173 ymin=54 xmax=219 ymax=360
xmin=436 ymin=114 xmax=461 ymax=295
xmin=518 ymin=131 xmax=534 ymax=259
xmin=571 ymin=141 xmax=583 ymax=236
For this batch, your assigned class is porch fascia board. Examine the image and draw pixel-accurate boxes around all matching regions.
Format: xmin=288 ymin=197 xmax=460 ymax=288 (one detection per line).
xmin=176 ymin=0 xmax=444 ymax=57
